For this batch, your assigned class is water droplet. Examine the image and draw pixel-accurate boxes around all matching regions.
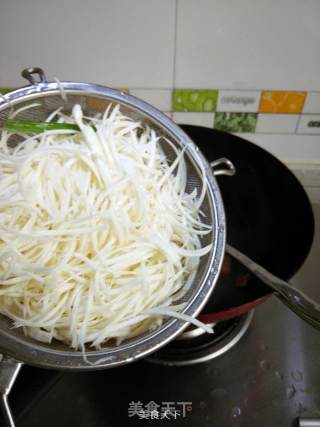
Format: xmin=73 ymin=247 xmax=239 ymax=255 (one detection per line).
xmin=231 ymin=407 xmax=241 ymax=418
xmin=206 ymin=366 xmax=219 ymax=376
xmin=260 ymin=343 xmax=268 ymax=351
xmin=211 ymin=266 xmax=219 ymax=275
xmin=210 ymin=388 xmax=227 ymax=398
xmin=275 ymin=371 xmax=284 ymax=380
xmin=286 ymin=384 xmax=296 ymax=399
xmin=259 ymin=360 xmax=271 ymax=370
xmin=296 ymin=402 xmax=307 ymax=414
xmin=291 ymin=370 xmax=303 ymax=382
xmin=211 ymin=368 xmax=219 ymax=376
xmin=218 ymin=224 xmax=225 ymax=232
xmin=199 ymin=401 xmax=207 ymax=409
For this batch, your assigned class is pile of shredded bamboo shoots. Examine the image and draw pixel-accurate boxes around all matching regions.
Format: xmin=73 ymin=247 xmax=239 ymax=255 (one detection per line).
xmin=0 ymin=103 xmax=212 ymax=350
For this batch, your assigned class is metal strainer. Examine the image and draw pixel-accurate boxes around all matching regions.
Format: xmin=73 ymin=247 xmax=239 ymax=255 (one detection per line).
xmin=0 ymin=68 xmax=227 ymax=371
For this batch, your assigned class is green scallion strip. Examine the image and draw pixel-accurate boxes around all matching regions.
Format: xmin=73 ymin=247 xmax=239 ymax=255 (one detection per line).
xmin=3 ymin=120 xmax=81 ymax=134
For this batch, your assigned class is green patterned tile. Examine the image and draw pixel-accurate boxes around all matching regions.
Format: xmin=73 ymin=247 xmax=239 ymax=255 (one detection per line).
xmin=173 ymin=89 xmax=218 ymax=112
xmin=0 ymin=87 xmax=14 ymax=94
xmin=214 ymin=112 xmax=257 ymax=133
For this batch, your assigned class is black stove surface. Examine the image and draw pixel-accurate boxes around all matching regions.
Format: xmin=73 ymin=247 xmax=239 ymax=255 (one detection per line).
xmin=10 ymin=289 xmax=320 ymax=427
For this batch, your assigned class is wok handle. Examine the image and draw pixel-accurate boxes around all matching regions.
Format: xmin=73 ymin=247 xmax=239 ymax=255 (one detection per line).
xmin=226 ymin=244 xmax=320 ymax=331
xmin=0 ymin=356 xmax=22 ymax=427
xmin=210 ymin=158 xmax=236 ymax=176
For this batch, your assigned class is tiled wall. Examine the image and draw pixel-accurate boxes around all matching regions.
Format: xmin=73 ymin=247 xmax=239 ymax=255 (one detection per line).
xmin=171 ymin=89 xmax=320 ymax=134
xmin=0 ymin=0 xmax=320 ymax=163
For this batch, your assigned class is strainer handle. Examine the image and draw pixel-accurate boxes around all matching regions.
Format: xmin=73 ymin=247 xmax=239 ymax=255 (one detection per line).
xmin=0 ymin=356 xmax=22 ymax=427
xmin=21 ymin=67 xmax=47 ymax=85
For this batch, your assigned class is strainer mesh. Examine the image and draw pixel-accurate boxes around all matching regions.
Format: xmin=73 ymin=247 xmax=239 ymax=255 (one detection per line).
xmin=0 ymin=91 xmax=215 ymax=356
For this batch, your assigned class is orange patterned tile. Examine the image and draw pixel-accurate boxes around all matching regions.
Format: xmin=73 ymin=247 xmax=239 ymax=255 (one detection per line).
xmin=259 ymin=91 xmax=306 ymax=113
xmin=86 ymin=88 xmax=129 ymax=112
xmin=86 ymin=97 xmax=113 ymax=112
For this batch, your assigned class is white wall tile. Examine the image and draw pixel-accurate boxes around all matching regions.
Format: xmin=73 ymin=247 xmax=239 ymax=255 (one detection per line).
xmin=239 ymin=133 xmax=320 ymax=162
xmin=286 ymin=162 xmax=320 ymax=187
xmin=172 ymin=112 xmax=214 ymax=127
xmin=175 ymin=0 xmax=320 ymax=90
xmin=256 ymin=114 xmax=299 ymax=134
xmin=0 ymin=0 xmax=176 ymax=88
xmin=305 ymin=187 xmax=320 ymax=205
xmin=303 ymin=92 xmax=320 ymax=113
xmin=129 ymin=89 xmax=172 ymax=111
xmin=297 ymin=115 xmax=320 ymax=134
xmin=217 ymin=90 xmax=260 ymax=112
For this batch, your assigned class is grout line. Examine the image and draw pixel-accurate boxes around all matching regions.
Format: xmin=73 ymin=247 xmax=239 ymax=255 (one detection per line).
xmin=172 ymin=0 xmax=178 ymax=90
xmin=129 ymin=88 xmax=172 ymax=91
xmin=255 ymin=131 xmax=300 ymax=135
xmin=127 ymin=89 xmax=320 ymax=103
xmin=295 ymin=114 xmax=302 ymax=134
xmin=300 ymin=91 xmax=308 ymax=114
xmin=294 ymin=112 xmax=320 ymax=115
xmin=3 ymin=85 xmax=320 ymax=94
xmin=257 ymin=111 xmax=302 ymax=115
xmin=171 ymin=87 xmax=320 ymax=92
xmin=256 ymin=89 xmax=310 ymax=93
xmin=241 ymin=131 xmax=320 ymax=136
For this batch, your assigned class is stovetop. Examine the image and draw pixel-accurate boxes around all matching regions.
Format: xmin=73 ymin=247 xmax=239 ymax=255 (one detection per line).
xmin=5 ymin=204 xmax=320 ymax=427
